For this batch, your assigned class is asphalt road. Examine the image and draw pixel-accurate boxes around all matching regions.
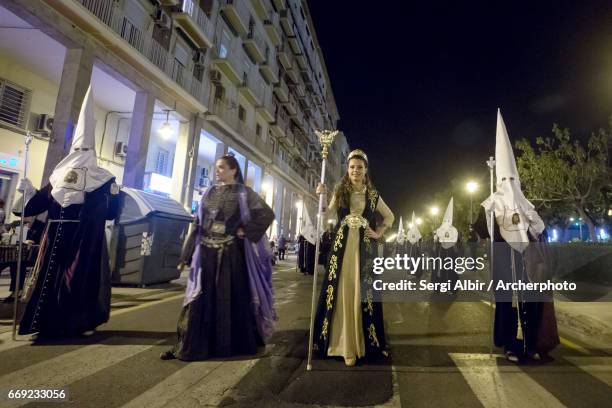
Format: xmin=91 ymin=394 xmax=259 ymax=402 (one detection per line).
xmin=0 ymin=258 xmax=610 ymax=407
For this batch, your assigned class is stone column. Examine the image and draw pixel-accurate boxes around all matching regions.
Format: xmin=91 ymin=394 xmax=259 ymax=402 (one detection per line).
xmin=173 ymin=115 xmax=201 ymax=209
xmin=123 ymin=91 xmax=155 ymax=189
xmin=42 ymin=47 xmax=94 ymax=182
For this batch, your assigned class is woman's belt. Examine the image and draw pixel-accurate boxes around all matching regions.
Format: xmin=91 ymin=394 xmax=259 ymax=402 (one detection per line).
xmin=201 ymin=235 xmax=235 ymax=248
xmin=340 ymin=214 xmax=369 ymax=229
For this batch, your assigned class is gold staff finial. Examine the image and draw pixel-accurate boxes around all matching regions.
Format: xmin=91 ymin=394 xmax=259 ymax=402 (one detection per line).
xmin=314 ymin=129 xmax=338 ymax=159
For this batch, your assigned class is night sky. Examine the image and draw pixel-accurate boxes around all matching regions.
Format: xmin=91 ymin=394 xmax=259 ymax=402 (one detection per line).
xmin=308 ymin=0 xmax=612 ymax=215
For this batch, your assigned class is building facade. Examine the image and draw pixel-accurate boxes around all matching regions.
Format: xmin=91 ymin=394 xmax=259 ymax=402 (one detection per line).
xmin=0 ymin=0 xmax=349 ymax=240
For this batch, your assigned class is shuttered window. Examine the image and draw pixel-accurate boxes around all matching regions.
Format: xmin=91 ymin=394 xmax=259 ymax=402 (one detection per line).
xmin=0 ymin=79 xmax=32 ymax=130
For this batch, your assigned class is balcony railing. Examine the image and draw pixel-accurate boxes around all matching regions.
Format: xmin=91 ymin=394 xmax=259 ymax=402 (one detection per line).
xmin=244 ymin=23 xmax=267 ymax=62
xmin=219 ymin=0 xmax=250 ymax=35
xmin=76 ymin=0 xmax=210 ymax=107
xmin=178 ymin=0 xmax=215 ymax=46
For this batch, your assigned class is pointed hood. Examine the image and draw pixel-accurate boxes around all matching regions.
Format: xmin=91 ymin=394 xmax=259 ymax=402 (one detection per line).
xmin=396 ymin=216 xmax=406 ymax=244
xmin=49 ymin=85 xmax=114 ymax=207
xmin=481 ymin=109 xmax=545 ymax=252
xmin=407 ymin=211 xmax=422 ymax=244
xmin=71 ymin=86 xmax=96 ymax=150
xmin=495 ymin=108 xmax=520 ymax=187
xmin=436 ymin=197 xmax=458 ymax=249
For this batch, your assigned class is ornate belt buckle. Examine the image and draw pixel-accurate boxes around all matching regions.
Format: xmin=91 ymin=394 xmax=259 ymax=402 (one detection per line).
xmin=211 ymin=221 xmax=226 ymax=235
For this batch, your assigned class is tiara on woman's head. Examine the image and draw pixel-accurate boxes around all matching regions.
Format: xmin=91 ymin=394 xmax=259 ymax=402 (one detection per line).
xmin=347 ymin=149 xmax=368 ymax=164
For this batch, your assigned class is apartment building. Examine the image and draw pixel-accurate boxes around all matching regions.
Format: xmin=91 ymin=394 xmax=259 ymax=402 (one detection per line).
xmin=0 ymin=0 xmax=349 ymax=239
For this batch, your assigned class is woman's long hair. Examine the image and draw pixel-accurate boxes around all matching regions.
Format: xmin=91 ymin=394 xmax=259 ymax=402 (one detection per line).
xmin=333 ymin=156 xmax=375 ymax=209
xmin=219 ymin=154 xmax=245 ymax=184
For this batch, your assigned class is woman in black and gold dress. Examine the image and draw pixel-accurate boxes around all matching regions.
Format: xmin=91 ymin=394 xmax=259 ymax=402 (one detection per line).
xmin=161 ymin=154 xmax=275 ymax=361
xmin=313 ymin=149 xmax=394 ymax=366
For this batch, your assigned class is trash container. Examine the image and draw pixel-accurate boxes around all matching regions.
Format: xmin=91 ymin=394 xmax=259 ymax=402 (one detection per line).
xmin=110 ymin=188 xmax=193 ymax=286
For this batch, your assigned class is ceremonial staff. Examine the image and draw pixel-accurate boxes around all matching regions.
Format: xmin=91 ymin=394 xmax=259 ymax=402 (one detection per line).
xmin=486 ymin=155 xmax=495 ymax=355
xmin=12 ymin=131 xmax=33 ymax=340
xmin=306 ymin=129 xmax=337 ymax=371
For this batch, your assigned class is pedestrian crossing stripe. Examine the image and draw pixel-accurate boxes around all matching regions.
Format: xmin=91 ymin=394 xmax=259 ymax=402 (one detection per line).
xmin=564 ymin=357 xmax=612 ymax=387
xmin=450 ymin=353 xmax=567 ymax=408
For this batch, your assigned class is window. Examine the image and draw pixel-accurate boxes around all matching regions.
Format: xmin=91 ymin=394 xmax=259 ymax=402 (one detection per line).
xmin=0 ymin=79 xmax=32 ymax=130
xmin=256 ymin=123 xmax=262 ymax=137
xmin=238 ymin=105 xmax=246 ymax=121
xmin=155 ymin=148 xmax=169 ymax=174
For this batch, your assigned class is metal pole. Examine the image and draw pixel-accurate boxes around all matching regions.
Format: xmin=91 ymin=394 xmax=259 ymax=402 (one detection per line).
xmin=307 ymin=130 xmax=337 ymax=371
xmin=12 ymin=132 xmax=33 ymax=340
xmin=486 ymin=156 xmax=495 ymax=356
xmin=470 ymin=195 xmax=473 ymax=225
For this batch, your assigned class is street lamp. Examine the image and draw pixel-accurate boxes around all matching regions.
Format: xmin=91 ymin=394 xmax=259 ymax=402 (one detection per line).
xmin=466 ymin=181 xmax=478 ymax=225
xmin=158 ymin=110 xmax=173 ymax=140
xmin=415 ymin=217 xmax=423 ymax=225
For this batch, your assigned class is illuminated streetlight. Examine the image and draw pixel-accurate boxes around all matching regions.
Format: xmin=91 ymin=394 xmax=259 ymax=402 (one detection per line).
xmin=430 ymin=206 xmax=439 ymax=216
xmin=408 ymin=223 xmax=413 ymax=229
xmin=416 ymin=217 xmax=423 ymax=225
xmin=158 ymin=110 xmax=173 ymax=140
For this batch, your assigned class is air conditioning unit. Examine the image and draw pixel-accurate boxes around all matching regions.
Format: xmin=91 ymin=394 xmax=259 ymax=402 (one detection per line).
xmin=209 ymin=69 xmax=222 ymax=83
xmin=115 ymin=141 xmax=128 ymax=157
xmin=193 ymin=50 xmax=206 ymax=66
xmin=153 ymin=8 xmax=171 ymax=29
xmin=35 ymin=114 xmax=54 ymax=133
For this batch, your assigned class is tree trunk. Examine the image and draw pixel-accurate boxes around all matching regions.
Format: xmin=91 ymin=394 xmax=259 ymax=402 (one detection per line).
xmin=576 ymin=205 xmax=597 ymax=241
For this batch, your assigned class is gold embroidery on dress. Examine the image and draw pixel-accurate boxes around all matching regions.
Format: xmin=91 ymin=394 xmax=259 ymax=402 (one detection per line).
xmin=364 ymin=289 xmax=374 ymax=316
xmin=326 ymin=285 xmax=334 ymax=310
xmin=368 ymin=190 xmax=378 ymax=212
xmin=328 ymin=255 xmax=338 ymax=281
xmin=321 ymin=317 xmax=329 ymax=340
xmin=333 ymin=227 xmax=344 ymax=251
xmin=368 ymin=323 xmax=380 ymax=347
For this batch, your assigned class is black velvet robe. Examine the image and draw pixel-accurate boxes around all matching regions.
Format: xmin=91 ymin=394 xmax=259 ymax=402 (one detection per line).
xmin=171 ymin=184 xmax=274 ymax=361
xmin=474 ymin=208 xmax=559 ymax=354
xmin=19 ymin=180 xmax=120 ymax=337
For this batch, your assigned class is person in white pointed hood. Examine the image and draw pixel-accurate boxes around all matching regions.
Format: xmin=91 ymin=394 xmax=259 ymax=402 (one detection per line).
xmin=474 ymin=109 xmax=558 ymax=364
xmin=15 ymin=85 xmax=121 ymax=339
xmin=406 ymin=211 xmax=422 ymax=247
xmin=431 ymin=197 xmax=462 ymax=289
xmin=48 ymin=86 xmax=115 ymax=207
xmin=435 ymin=197 xmax=459 ymax=250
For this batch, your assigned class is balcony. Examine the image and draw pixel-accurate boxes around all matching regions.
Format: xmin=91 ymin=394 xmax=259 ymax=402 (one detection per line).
xmin=271 ymin=0 xmax=286 ymax=11
xmin=238 ymin=71 xmax=265 ymax=106
xmin=259 ymin=48 xmax=279 ymax=84
xmin=219 ymin=0 xmax=250 ymax=36
xmin=72 ymin=0 xmax=210 ymax=108
xmin=283 ymin=92 xmax=298 ymax=116
xmin=243 ymin=24 xmax=267 ymax=63
xmin=263 ymin=12 xmax=281 ymax=46
xmin=173 ymin=0 xmax=214 ymax=49
xmin=285 ymin=64 xmax=300 ymax=85
xmin=293 ymin=80 xmax=306 ymax=99
xmin=271 ymin=104 xmax=288 ymax=137
xmin=250 ymin=0 xmax=267 ymax=19
xmin=272 ymin=154 xmax=308 ymax=190
xmin=212 ymin=44 xmax=242 ymax=85
xmin=279 ymin=9 xmax=295 ymax=37
xmin=256 ymin=86 xmax=275 ymax=123
xmin=277 ymin=39 xmax=292 ymax=70
xmin=273 ymin=76 xmax=289 ymax=102
xmin=283 ymin=125 xmax=295 ymax=147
